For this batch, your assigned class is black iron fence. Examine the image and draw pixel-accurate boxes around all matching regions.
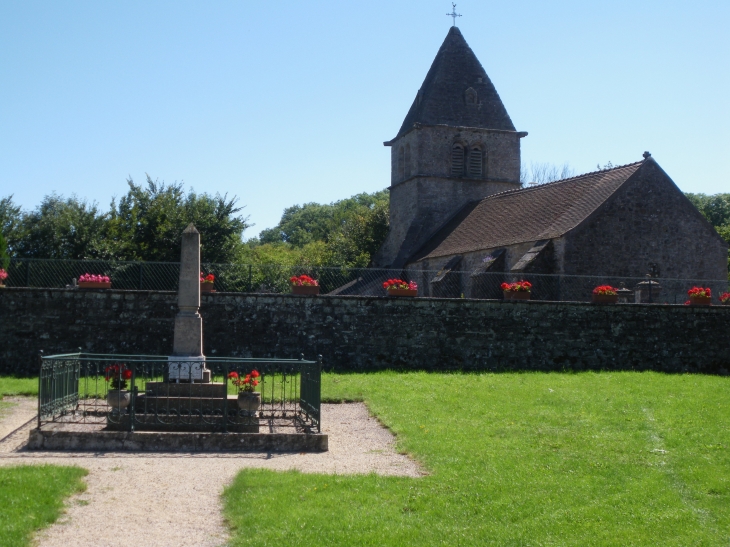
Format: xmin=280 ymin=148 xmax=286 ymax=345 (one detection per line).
xmin=4 ymin=258 xmax=729 ymax=304
xmin=38 ymin=353 xmax=322 ymax=433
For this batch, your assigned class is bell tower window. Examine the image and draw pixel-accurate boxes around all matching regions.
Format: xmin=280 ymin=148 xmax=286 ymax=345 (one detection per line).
xmin=468 ymin=147 xmax=483 ymax=178
xmin=451 ymin=144 xmax=464 ymax=177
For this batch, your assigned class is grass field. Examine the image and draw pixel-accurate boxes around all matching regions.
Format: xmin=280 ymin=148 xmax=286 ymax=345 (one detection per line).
xmin=224 ymin=372 xmax=730 ymax=546
xmin=0 ymin=465 xmax=87 ymax=547
xmin=0 ymin=377 xmax=38 ymax=398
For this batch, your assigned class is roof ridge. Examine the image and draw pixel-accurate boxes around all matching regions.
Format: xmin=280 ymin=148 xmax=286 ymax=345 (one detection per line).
xmin=483 ymin=159 xmax=645 ymax=201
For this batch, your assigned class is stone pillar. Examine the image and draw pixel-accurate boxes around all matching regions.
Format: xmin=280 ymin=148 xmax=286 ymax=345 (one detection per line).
xmin=169 ymin=223 xmax=209 ymax=382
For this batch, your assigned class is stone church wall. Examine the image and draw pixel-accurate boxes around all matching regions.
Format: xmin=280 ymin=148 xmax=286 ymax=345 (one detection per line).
xmin=389 ymin=125 xmax=521 ymax=184
xmin=564 ymin=161 xmax=728 ymax=285
xmin=2 ymin=288 xmax=729 ymax=376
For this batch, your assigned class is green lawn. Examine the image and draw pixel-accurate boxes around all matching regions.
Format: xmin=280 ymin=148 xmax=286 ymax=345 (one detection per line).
xmin=0 ymin=465 xmax=87 ymax=547
xmin=0 ymin=377 xmax=38 ymax=398
xmin=223 ymin=372 xmax=730 ymax=546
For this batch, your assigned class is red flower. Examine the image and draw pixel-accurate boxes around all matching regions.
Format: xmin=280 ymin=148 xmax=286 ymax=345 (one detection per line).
xmin=122 ymin=369 xmax=132 ymax=380
xmin=291 ymin=274 xmax=319 ymax=287
xmin=251 ymin=370 xmax=260 ymax=378
xmin=228 ymin=371 xmax=239 ymax=379
xmin=503 ymin=280 xmax=532 ymax=292
xmin=593 ymin=285 xmax=617 ymax=295
xmin=688 ymin=286 xmax=711 ymax=298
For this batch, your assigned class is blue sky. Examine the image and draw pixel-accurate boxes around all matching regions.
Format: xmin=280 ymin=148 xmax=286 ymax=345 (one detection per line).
xmin=1 ymin=1 xmax=728 ymax=238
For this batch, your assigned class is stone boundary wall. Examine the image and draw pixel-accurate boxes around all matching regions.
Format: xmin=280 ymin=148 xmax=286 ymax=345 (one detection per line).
xmin=1 ymin=288 xmax=729 ymax=376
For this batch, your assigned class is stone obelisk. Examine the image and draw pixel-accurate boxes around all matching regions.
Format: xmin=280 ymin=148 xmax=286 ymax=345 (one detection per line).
xmin=168 ymin=223 xmax=210 ymax=382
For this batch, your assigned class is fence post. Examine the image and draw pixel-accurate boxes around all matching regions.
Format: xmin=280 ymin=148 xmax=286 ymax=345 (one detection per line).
xmin=222 ymin=362 xmax=229 ymax=433
xmin=37 ymin=351 xmax=44 ymax=429
xmin=138 ymin=263 xmax=144 ymax=290
xmin=248 ymin=264 xmax=252 ymax=292
xmin=129 ymin=364 xmax=136 ymax=433
xmin=317 ymin=354 xmax=322 ymax=433
xmin=25 ymin=261 xmax=30 ymax=287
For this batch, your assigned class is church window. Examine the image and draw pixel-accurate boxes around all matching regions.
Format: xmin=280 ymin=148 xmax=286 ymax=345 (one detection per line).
xmin=405 ymin=144 xmax=411 ymax=178
xmin=451 ymin=144 xmax=464 ymax=177
xmin=398 ymin=146 xmax=405 ymax=181
xmin=465 ymin=87 xmax=477 ymax=105
xmin=468 ymin=147 xmax=483 ymax=178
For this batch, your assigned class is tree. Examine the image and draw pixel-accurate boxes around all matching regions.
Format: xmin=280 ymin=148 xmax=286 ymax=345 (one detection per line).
xmin=520 ymin=162 xmax=575 ymax=185
xmin=684 ymin=193 xmax=730 ymax=229
xmin=685 ymin=193 xmax=730 ymax=280
xmin=254 ymin=190 xmax=390 ymax=267
xmin=13 ymin=194 xmax=111 ymax=259
xmin=0 ymin=195 xmax=23 ymax=256
xmin=108 ymin=175 xmax=250 ymax=263
xmin=0 ymin=231 xmax=8 ymax=270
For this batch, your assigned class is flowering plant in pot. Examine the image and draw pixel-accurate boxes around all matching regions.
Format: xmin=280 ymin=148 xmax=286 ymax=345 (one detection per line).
xmin=200 ymin=272 xmax=215 ymax=292
xmin=501 ymin=281 xmax=532 ymax=300
xmin=290 ymin=274 xmax=320 ymax=295
xmin=383 ymin=279 xmax=418 ymax=297
xmin=228 ymin=370 xmax=261 ymax=414
xmin=720 ymin=292 xmax=730 ymax=306
xmin=687 ymin=286 xmax=711 ymax=306
xmin=0 ymin=268 xmax=7 ymax=288
xmin=105 ymin=363 xmax=132 ymax=411
xmin=78 ymin=273 xmax=111 ymax=289
xmin=592 ymin=285 xmax=618 ymax=304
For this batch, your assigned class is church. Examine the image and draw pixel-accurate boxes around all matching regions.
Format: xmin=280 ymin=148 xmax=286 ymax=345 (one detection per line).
xmin=349 ymin=26 xmax=727 ymax=300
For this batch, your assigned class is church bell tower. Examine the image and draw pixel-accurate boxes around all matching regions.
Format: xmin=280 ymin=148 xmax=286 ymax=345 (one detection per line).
xmin=373 ymin=26 xmax=527 ymax=267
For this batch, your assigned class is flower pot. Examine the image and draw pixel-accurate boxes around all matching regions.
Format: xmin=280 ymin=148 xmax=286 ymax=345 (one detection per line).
xmin=387 ymin=288 xmax=417 ymax=297
xmin=106 ymin=390 xmax=131 ymax=411
xmin=237 ymin=392 xmax=261 ymax=414
xmin=292 ymin=285 xmax=320 ymax=295
xmin=689 ymin=296 xmax=711 ymax=306
xmin=200 ymin=283 xmax=216 ymax=293
xmin=592 ymin=294 xmax=618 ymax=304
xmin=507 ymin=291 xmax=530 ymax=301
xmin=79 ymin=282 xmax=111 ymax=289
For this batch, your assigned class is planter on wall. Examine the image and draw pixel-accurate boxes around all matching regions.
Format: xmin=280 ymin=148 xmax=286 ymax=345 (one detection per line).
xmin=689 ymin=296 xmax=711 ymax=306
xmin=200 ymin=283 xmax=216 ymax=293
xmin=78 ymin=282 xmax=111 ymax=289
xmin=237 ymin=391 xmax=261 ymax=414
xmin=505 ymin=291 xmax=530 ymax=301
xmin=592 ymin=294 xmax=619 ymax=304
xmin=106 ymin=390 xmax=131 ymax=411
xmin=387 ymin=288 xmax=417 ymax=297
xmin=292 ymin=285 xmax=320 ymax=295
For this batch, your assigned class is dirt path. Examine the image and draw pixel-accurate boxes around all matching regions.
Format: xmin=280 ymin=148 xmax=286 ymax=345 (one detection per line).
xmin=0 ymin=401 xmax=423 ymax=547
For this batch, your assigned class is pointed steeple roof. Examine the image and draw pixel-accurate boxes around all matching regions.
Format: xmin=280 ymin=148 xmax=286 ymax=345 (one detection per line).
xmin=392 ymin=27 xmax=515 ymax=140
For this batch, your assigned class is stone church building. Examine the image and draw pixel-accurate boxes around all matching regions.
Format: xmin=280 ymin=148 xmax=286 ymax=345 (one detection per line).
xmin=355 ymin=26 xmax=727 ymax=299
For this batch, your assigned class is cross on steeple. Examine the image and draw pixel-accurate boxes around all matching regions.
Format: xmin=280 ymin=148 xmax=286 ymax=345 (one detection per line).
xmin=446 ymin=3 xmax=462 ymax=26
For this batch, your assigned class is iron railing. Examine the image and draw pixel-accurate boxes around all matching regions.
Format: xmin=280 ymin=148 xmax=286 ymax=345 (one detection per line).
xmin=38 ymin=353 xmax=322 ymax=433
xmin=5 ymin=258 xmax=729 ymax=304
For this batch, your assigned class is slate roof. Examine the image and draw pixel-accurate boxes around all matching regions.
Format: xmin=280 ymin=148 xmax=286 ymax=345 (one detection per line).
xmin=392 ymin=27 xmax=515 ymax=141
xmin=410 ymin=161 xmax=646 ymax=261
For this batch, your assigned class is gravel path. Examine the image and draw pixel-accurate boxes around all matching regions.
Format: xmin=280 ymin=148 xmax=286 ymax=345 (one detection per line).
xmin=0 ymin=397 xmax=37 ymax=441
xmin=0 ymin=399 xmax=423 ymax=547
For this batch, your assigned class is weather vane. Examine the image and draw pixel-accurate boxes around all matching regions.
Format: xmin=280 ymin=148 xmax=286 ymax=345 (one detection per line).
xmin=447 ymin=3 xmax=462 ymax=26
